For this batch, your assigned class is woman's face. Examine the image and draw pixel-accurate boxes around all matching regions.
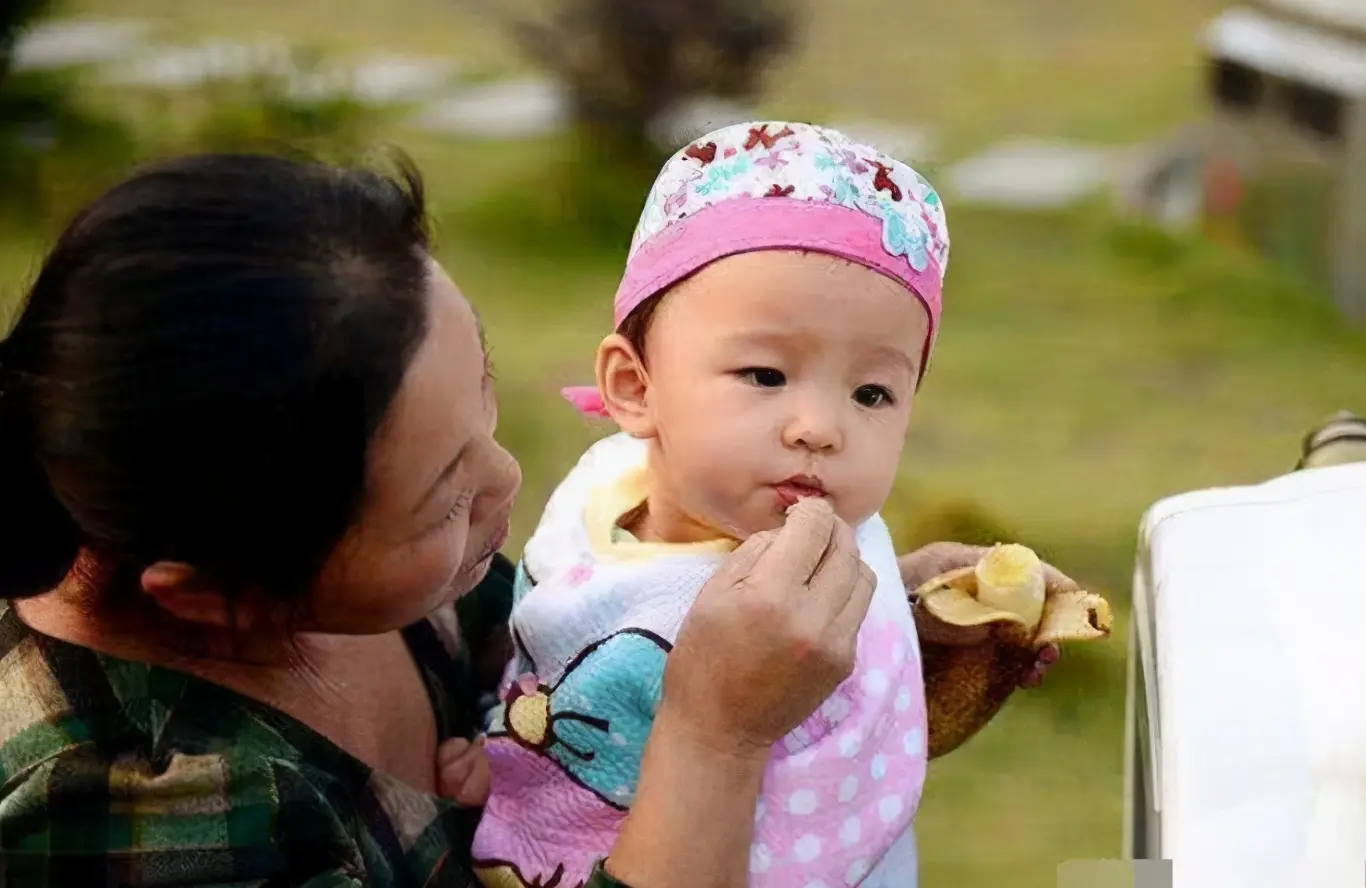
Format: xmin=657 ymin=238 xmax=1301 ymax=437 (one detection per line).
xmin=310 ymin=259 xmax=522 ymax=634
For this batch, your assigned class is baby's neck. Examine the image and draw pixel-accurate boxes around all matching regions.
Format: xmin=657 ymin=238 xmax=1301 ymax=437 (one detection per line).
xmin=619 ymin=479 xmax=732 ymax=546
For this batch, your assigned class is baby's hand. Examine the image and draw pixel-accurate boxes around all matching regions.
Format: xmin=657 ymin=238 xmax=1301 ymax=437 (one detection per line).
xmin=436 ymin=735 xmax=491 ymax=807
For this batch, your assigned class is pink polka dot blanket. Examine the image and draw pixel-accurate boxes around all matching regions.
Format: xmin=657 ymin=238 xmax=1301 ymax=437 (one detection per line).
xmin=471 ymin=432 xmax=929 ymax=888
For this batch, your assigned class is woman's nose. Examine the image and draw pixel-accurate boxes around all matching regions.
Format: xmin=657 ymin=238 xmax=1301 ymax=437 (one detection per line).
xmin=476 ymin=442 xmax=523 ymax=518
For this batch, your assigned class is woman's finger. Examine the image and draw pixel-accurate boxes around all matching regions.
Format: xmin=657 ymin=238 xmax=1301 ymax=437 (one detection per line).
xmin=804 ymin=514 xmax=860 ymax=609
xmin=439 ymin=754 xmax=476 ymax=795
xmin=710 ymin=527 xmax=777 ymax=589
xmin=1017 ymin=644 xmax=1060 ymax=688
xmin=831 ymin=558 xmax=877 ymax=642
xmin=897 ymin=542 xmax=986 ymax=592
xmin=437 ymin=737 xmax=471 ymax=770
xmin=1042 ymin=563 xmax=1081 ymax=595
xmin=760 ymin=497 xmax=837 ymax=586
xmin=453 ymin=754 xmax=492 ymax=808
xmin=440 ymin=754 xmax=474 ymax=781
xmin=804 ymin=544 xmax=861 ymax=630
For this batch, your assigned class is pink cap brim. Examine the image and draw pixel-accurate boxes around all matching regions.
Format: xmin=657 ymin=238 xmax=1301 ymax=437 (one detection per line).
xmin=563 ymin=197 xmax=944 ymax=419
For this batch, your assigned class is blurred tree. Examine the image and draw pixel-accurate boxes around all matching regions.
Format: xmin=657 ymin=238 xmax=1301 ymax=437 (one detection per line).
xmin=0 ymin=0 xmax=51 ymax=94
xmin=493 ymin=0 xmax=799 ymax=164
xmin=0 ymin=0 xmax=142 ymax=226
xmin=451 ymin=0 xmax=799 ymax=253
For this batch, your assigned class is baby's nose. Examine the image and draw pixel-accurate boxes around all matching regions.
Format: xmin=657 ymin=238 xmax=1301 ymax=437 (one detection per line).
xmin=782 ymin=403 xmax=843 ymax=453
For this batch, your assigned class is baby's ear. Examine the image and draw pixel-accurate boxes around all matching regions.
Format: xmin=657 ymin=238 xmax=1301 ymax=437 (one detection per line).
xmin=595 ymin=333 xmax=656 ymax=438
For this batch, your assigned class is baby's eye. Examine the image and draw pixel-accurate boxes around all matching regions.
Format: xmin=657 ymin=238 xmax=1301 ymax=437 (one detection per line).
xmin=738 ymin=367 xmax=786 ymax=388
xmin=854 ymin=384 xmax=895 ymax=408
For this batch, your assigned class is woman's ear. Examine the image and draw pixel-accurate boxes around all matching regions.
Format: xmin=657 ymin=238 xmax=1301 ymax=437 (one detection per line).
xmin=141 ymin=562 xmax=239 ymax=628
xmin=595 ymin=333 xmax=656 ymax=438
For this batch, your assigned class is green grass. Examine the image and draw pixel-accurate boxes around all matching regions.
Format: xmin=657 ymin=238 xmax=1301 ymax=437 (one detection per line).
xmin=8 ymin=1 xmax=1366 ymax=886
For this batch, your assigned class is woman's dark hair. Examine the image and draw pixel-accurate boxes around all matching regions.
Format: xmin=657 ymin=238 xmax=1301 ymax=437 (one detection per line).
xmin=0 ymin=151 xmax=433 ymax=603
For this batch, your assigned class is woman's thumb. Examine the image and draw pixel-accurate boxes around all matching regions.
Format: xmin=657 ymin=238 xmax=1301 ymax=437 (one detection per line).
xmin=710 ymin=529 xmax=777 ymax=590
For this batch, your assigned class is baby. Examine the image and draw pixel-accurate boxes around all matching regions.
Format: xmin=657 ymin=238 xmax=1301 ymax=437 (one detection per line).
xmin=446 ymin=121 xmax=950 ymax=888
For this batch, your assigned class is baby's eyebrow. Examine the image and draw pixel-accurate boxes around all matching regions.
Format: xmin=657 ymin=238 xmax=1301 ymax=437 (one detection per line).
xmin=867 ymin=344 xmax=917 ymax=378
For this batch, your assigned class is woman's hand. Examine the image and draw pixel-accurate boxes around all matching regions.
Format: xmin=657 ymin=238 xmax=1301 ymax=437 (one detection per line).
xmin=434 ymin=735 xmax=490 ymax=807
xmin=607 ymin=497 xmax=875 ymax=887
xmin=664 ymin=496 xmax=877 ymax=757
xmin=898 ymin=541 xmax=1071 ymax=687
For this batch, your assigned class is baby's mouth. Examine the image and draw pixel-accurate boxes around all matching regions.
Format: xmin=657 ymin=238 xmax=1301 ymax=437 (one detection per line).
xmin=772 ymin=475 xmax=829 ymax=508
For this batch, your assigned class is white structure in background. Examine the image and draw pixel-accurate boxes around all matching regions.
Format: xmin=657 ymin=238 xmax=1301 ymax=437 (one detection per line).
xmin=945 ymin=138 xmax=1125 ymax=210
xmin=98 ymin=37 xmax=297 ymax=89
xmin=648 ymin=97 xmax=754 ymax=152
xmin=411 ymin=77 xmax=569 ymax=139
xmin=1260 ymin=0 xmax=1366 ymax=37
xmin=10 ymin=18 xmax=150 ymax=72
xmin=1126 ymin=460 xmax=1366 ymax=887
xmin=1201 ymin=0 xmax=1366 ymax=320
xmin=821 ymin=118 xmax=937 ymax=165
xmin=342 ymin=55 xmax=459 ymax=105
xmin=95 ymin=35 xmax=459 ymax=107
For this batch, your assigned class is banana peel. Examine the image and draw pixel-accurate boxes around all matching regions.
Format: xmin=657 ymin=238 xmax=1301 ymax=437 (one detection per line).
xmin=913 ymin=543 xmax=1112 ymax=759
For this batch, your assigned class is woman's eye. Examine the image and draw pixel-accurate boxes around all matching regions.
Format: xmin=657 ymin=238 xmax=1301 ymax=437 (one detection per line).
xmin=739 ymin=367 xmax=786 ymax=388
xmin=444 ymin=489 xmax=475 ymax=523
xmin=854 ymin=384 xmax=895 ymax=408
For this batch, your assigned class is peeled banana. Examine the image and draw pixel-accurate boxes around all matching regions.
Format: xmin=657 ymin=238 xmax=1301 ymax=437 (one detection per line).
xmin=913 ymin=543 xmax=1112 ymax=759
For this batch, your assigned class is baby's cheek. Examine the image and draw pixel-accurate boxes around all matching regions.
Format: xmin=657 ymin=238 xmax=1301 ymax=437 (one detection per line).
xmin=669 ymin=462 xmax=762 ymax=538
xmin=693 ymin=480 xmax=771 ymax=538
xmin=834 ymin=498 xmax=878 ymax=531
xmin=664 ymin=413 xmax=783 ymax=534
xmin=827 ymin=478 xmax=896 ymax=535
xmin=859 ymin=430 xmax=907 ymax=501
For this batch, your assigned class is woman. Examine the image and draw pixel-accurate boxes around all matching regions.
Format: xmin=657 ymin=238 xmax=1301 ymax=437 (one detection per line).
xmin=0 ymin=153 xmax=1061 ymax=887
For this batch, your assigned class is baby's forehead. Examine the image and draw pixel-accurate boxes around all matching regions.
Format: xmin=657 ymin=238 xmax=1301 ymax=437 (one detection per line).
xmin=656 ymin=252 xmax=931 ymax=353
xmin=673 ymin=250 xmax=925 ymax=317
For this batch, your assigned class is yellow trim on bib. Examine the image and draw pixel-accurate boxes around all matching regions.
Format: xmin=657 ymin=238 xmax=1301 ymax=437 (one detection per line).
xmin=584 ymin=467 xmax=738 ymax=562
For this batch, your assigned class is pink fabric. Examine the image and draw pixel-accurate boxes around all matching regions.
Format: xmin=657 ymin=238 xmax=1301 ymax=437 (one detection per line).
xmin=472 ymin=740 xmax=627 ymax=888
xmin=614 ymin=198 xmax=942 ymax=344
xmin=560 ymin=384 xmax=610 ymax=419
xmin=749 ymin=616 xmax=927 ymax=886
xmin=561 ymin=198 xmax=944 ymax=421
xmin=471 ymin=615 xmax=927 ymax=888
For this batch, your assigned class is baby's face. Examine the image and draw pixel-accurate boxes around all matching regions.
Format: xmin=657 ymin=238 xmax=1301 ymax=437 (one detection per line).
xmin=640 ymin=250 xmax=931 ymax=539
